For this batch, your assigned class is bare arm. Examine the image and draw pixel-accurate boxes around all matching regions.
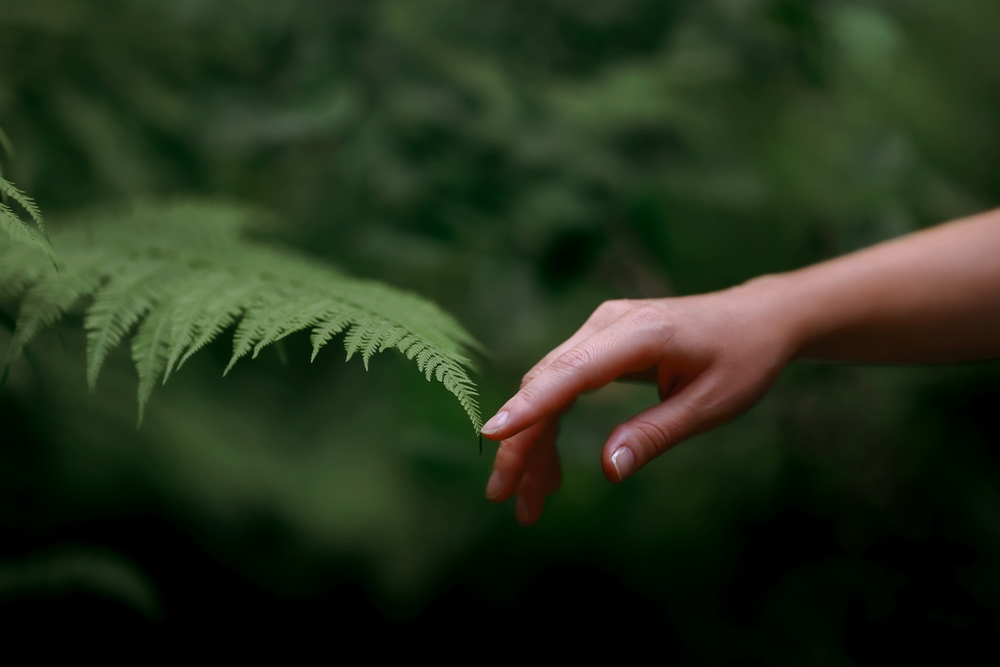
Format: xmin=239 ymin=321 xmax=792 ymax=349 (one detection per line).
xmin=481 ymin=209 xmax=1000 ymax=525
xmin=776 ymin=208 xmax=1000 ymax=363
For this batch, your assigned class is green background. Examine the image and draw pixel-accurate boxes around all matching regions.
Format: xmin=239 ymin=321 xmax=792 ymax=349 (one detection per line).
xmin=2 ymin=0 xmax=1000 ymax=660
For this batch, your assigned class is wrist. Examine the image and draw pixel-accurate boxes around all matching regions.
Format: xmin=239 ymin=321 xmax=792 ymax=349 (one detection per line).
xmin=728 ymin=272 xmax=816 ymax=362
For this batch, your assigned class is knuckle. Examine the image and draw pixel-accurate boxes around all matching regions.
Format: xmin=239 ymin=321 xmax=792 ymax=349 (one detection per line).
xmin=515 ymin=380 xmax=547 ymax=407
xmin=593 ymin=300 xmax=615 ymax=316
xmin=553 ymin=345 xmax=594 ymax=373
xmin=593 ymin=299 xmax=631 ymax=319
xmin=626 ymin=305 xmax=676 ymax=348
xmin=629 ymin=419 xmax=677 ymax=457
xmin=628 ymin=304 xmax=665 ymax=327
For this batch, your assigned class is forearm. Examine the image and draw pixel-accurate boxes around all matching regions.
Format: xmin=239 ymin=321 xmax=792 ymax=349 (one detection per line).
xmin=750 ymin=209 xmax=1000 ymax=363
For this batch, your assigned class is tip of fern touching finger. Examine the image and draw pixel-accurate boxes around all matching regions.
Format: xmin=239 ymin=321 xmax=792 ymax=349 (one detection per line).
xmin=1 ymin=198 xmax=486 ymax=433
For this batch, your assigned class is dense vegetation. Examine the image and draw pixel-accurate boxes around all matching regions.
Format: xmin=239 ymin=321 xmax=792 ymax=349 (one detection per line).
xmin=1 ymin=0 xmax=999 ymax=660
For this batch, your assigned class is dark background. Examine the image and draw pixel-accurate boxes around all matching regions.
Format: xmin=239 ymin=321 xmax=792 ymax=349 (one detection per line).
xmin=1 ymin=0 xmax=1000 ymax=661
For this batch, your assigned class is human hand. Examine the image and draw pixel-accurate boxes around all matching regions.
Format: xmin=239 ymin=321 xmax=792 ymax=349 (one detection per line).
xmin=482 ymin=209 xmax=1000 ymax=525
xmin=480 ymin=281 xmax=798 ymax=525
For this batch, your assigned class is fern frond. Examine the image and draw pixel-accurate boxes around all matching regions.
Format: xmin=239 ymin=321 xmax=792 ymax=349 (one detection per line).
xmin=0 ymin=200 xmax=483 ymax=432
xmin=0 ymin=178 xmax=44 ymax=234
xmin=171 ymin=275 xmax=266 ymax=376
xmin=85 ymin=261 xmax=181 ymax=391
xmin=5 ymin=258 xmax=110 ymax=366
xmin=309 ymin=310 xmax=357 ymax=361
xmin=0 ymin=235 xmax=51 ymax=304
xmin=1 ymin=205 xmax=46 ymax=253
xmin=0 ymin=127 xmax=53 ymax=261
xmin=131 ymin=302 xmax=172 ymax=426
xmin=0 ymin=181 xmax=54 ymax=261
xmin=160 ymin=272 xmax=240 ymax=382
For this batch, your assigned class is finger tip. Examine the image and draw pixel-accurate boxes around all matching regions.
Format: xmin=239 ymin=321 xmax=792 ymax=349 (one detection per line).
xmin=480 ymin=409 xmax=510 ymax=437
xmin=515 ymin=495 xmax=542 ymax=526
xmin=604 ymin=442 xmax=637 ymax=483
xmin=601 ymin=451 xmax=619 ymax=483
xmin=602 ymin=464 xmax=619 ymax=484
xmin=485 ymin=470 xmax=503 ymax=501
xmin=514 ymin=495 xmax=529 ymax=524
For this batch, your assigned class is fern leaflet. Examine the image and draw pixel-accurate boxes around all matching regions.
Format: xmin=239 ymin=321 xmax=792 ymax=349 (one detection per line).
xmin=0 ymin=179 xmax=54 ymax=261
xmin=0 ymin=125 xmax=53 ymax=260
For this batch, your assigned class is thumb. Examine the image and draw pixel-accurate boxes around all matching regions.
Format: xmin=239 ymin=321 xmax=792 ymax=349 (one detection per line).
xmin=601 ymin=379 xmax=719 ymax=483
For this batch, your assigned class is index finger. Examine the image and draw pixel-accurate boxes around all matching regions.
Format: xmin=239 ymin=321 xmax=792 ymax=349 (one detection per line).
xmin=481 ymin=310 xmax=669 ymax=440
xmin=518 ymin=299 xmax=635 ymax=387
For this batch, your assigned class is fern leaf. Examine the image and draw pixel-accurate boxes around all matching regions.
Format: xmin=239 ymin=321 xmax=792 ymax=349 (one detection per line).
xmin=249 ymin=297 xmax=336 ymax=359
xmin=0 ymin=186 xmax=54 ymax=261
xmin=85 ymin=261 xmax=179 ymax=391
xmin=309 ymin=310 xmax=357 ymax=361
xmin=0 ymin=178 xmax=44 ymax=233
xmin=343 ymin=318 xmax=385 ymax=369
xmin=0 ymin=126 xmax=52 ymax=261
xmin=0 ymin=205 xmax=51 ymax=257
xmin=155 ymin=277 xmax=214 ymax=384
xmin=5 ymin=260 xmax=109 ymax=366
xmin=132 ymin=302 xmax=172 ymax=426
xmin=0 ymin=200 xmax=483 ymax=432
xmin=171 ymin=276 xmax=266 ymax=376
xmin=0 ymin=242 xmax=51 ymax=304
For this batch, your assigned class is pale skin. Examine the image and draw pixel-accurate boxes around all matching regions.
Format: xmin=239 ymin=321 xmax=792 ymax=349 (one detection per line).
xmin=481 ymin=209 xmax=1000 ymax=526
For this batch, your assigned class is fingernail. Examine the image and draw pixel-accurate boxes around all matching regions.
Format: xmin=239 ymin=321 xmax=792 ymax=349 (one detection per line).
xmin=611 ymin=445 xmax=636 ymax=482
xmin=481 ymin=410 xmax=509 ymax=435
xmin=515 ymin=495 xmax=530 ymax=524
xmin=485 ymin=470 xmax=502 ymax=500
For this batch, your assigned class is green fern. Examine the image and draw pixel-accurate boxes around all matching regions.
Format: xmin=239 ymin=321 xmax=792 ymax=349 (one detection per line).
xmin=0 ymin=200 xmax=482 ymax=431
xmin=0 ymin=178 xmax=55 ymax=262
xmin=0 ymin=129 xmax=53 ymax=261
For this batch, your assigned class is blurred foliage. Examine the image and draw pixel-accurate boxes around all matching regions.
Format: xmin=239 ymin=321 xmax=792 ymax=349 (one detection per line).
xmin=1 ymin=0 xmax=1000 ymax=660
xmin=0 ymin=546 xmax=160 ymax=618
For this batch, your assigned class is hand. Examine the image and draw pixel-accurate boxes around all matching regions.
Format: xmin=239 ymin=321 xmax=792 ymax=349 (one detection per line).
xmin=481 ymin=210 xmax=1000 ymax=525
xmin=480 ymin=282 xmax=797 ymax=525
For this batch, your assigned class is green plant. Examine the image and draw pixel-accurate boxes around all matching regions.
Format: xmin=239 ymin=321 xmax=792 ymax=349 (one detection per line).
xmin=0 ymin=200 xmax=482 ymax=430
xmin=0 ymin=129 xmax=52 ymax=261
